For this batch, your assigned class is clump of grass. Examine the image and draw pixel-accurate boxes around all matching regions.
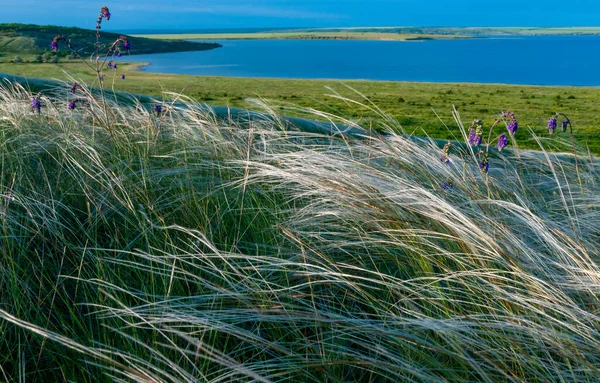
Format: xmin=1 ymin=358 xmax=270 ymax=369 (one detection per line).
xmin=0 ymin=80 xmax=599 ymax=382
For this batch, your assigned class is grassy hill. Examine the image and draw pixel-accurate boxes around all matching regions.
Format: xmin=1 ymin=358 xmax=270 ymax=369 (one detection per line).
xmin=0 ymin=23 xmax=221 ymax=58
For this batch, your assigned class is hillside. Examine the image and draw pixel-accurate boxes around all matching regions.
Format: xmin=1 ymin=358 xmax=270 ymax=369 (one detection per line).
xmin=0 ymin=23 xmax=221 ymax=58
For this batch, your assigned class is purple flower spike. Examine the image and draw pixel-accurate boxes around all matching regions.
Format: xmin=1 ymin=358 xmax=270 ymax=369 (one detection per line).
xmin=508 ymin=120 xmax=518 ymax=135
xmin=101 ymin=6 xmax=111 ymax=21
xmin=479 ymin=153 xmax=489 ymax=173
xmin=548 ymin=117 xmax=558 ymax=135
xmin=479 ymin=160 xmax=489 ymax=173
xmin=31 ymin=97 xmax=41 ymax=113
xmin=469 ymin=130 xmax=482 ymax=146
xmin=68 ymin=100 xmax=77 ymax=110
xmin=123 ymin=42 xmax=131 ymax=51
xmin=497 ymin=133 xmax=508 ymax=151
xmin=561 ymin=120 xmax=569 ymax=133
xmin=50 ymin=41 xmax=58 ymax=51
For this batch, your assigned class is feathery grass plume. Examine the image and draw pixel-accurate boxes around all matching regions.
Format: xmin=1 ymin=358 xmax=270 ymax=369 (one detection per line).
xmin=440 ymin=141 xmax=452 ymax=164
xmin=0 ymin=81 xmax=599 ymax=382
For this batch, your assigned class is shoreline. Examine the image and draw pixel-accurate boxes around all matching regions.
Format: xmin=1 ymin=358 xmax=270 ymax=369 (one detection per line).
xmin=120 ymin=62 xmax=600 ymax=88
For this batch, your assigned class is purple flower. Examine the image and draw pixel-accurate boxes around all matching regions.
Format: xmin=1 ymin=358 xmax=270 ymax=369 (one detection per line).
xmin=123 ymin=42 xmax=131 ymax=51
xmin=561 ymin=120 xmax=569 ymax=133
xmin=113 ymin=63 xmax=117 ymax=70
xmin=153 ymin=104 xmax=163 ymax=116
xmin=68 ymin=100 xmax=77 ymax=110
xmin=120 ymin=74 xmax=126 ymax=80
xmin=479 ymin=153 xmax=489 ymax=173
xmin=117 ymin=52 xmax=122 ymax=57
xmin=70 ymin=83 xmax=80 ymax=94
xmin=548 ymin=117 xmax=558 ymax=135
xmin=508 ymin=120 xmax=518 ymax=135
xmin=101 ymin=6 xmax=111 ymax=21
xmin=497 ymin=133 xmax=508 ymax=151
xmin=51 ymin=35 xmax=65 ymax=51
xmin=442 ymin=180 xmax=453 ymax=191
xmin=479 ymin=159 xmax=489 ymax=173
xmin=98 ymin=75 xmax=104 ymax=82
xmin=469 ymin=130 xmax=482 ymax=146
xmin=107 ymin=62 xmax=113 ymax=69
xmin=31 ymin=97 xmax=41 ymax=112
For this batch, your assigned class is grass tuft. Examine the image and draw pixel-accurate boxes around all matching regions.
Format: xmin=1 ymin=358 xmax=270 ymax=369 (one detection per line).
xmin=0 ymin=80 xmax=599 ymax=382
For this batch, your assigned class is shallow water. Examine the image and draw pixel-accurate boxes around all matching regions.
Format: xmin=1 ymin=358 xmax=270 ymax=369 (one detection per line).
xmin=121 ymin=36 xmax=600 ymax=86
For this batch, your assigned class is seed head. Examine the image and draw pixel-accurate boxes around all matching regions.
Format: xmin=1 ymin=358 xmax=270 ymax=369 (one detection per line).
xmin=440 ymin=141 xmax=452 ymax=164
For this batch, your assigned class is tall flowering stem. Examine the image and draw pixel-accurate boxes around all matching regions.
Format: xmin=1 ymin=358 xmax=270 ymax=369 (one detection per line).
xmin=465 ymin=111 xmax=519 ymax=175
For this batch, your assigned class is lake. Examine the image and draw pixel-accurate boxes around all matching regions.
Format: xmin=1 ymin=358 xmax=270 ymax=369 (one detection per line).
xmin=121 ymin=36 xmax=600 ymax=86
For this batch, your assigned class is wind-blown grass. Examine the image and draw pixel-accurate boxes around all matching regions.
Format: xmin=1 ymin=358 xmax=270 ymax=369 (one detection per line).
xmin=0 ymin=79 xmax=599 ymax=382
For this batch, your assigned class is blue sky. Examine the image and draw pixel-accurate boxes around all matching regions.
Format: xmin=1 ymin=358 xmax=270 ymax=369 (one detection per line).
xmin=2 ymin=0 xmax=600 ymax=30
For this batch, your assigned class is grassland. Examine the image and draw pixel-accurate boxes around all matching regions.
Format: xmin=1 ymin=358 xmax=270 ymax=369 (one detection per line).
xmin=0 ymin=77 xmax=599 ymax=382
xmin=1 ymin=62 xmax=599 ymax=154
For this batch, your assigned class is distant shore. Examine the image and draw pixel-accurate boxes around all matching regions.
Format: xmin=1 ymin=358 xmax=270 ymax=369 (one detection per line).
xmin=133 ymin=32 xmax=473 ymax=42
xmin=134 ymin=26 xmax=600 ymax=42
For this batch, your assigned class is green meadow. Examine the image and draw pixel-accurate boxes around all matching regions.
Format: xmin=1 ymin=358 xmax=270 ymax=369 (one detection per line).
xmin=1 ymin=61 xmax=599 ymax=153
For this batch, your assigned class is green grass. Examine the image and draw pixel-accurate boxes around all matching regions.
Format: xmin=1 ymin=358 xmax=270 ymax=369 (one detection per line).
xmin=0 ymin=79 xmax=599 ymax=382
xmin=1 ymin=62 xmax=599 ymax=154
xmin=0 ymin=23 xmax=221 ymax=57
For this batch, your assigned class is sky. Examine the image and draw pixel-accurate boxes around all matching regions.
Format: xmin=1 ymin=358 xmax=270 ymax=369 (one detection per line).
xmin=1 ymin=0 xmax=600 ymax=31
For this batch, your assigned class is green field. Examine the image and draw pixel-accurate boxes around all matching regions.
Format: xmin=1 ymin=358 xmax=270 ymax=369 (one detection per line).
xmin=1 ymin=61 xmax=599 ymax=153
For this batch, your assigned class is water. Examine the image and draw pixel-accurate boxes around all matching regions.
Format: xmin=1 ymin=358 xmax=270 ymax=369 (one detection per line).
xmin=121 ymin=36 xmax=600 ymax=86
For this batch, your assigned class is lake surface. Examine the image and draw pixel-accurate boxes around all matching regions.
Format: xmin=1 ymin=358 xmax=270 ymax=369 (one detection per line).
xmin=121 ymin=36 xmax=600 ymax=86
